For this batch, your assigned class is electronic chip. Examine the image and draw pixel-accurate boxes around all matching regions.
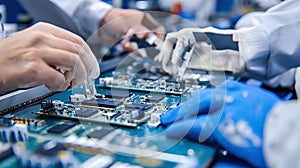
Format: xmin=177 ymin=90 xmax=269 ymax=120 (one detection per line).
xmin=105 ymin=92 xmax=131 ymax=99
xmin=35 ymin=142 xmax=67 ymax=156
xmin=47 ymin=122 xmax=76 ymax=134
xmin=87 ymin=127 xmax=113 ymax=140
xmin=81 ymin=99 xmax=123 ymax=108
xmin=125 ymin=103 xmax=153 ymax=111
xmin=75 ymin=109 xmax=98 ymax=118
xmin=146 ymin=95 xmax=165 ymax=103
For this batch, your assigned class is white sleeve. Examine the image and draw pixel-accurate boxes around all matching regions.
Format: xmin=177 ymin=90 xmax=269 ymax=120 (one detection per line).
xmin=50 ymin=0 xmax=112 ymax=36
xmin=233 ymin=0 xmax=300 ymax=80
xmin=264 ymin=100 xmax=300 ymax=168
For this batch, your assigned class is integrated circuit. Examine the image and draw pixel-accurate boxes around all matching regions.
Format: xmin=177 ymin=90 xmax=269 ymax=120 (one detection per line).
xmin=125 ymin=103 xmax=153 ymax=111
xmin=146 ymin=94 xmax=165 ymax=103
xmin=47 ymin=122 xmax=76 ymax=134
xmin=75 ymin=109 xmax=98 ymax=118
xmin=81 ymin=99 xmax=123 ymax=108
xmin=87 ymin=127 xmax=113 ymax=140
xmin=104 ymin=92 xmax=131 ymax=99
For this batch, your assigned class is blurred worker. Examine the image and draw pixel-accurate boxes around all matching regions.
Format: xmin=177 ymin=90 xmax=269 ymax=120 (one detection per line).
xmin=159 ymin=0 xmax=300 ymax=167
xmin=18 ymin=0 xmax=165 ymax=51
xmin=0 ymin=22 xmax=99 ymax=94
xmin=156 ymin=0 xmax=299 ymax=88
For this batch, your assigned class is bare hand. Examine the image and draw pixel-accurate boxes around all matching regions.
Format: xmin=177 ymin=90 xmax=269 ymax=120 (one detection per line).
xmin=99 ymin=9 xmax=165 ymax=51
xmin=0 ymin=22 xmax=99 ymax=94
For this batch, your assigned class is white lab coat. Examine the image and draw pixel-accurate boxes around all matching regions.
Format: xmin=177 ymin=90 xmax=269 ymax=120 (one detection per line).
xmin=235 ymin=0 xmax=300 ymax=88
xmin=235 ymin=1 xmax=300 ymax=167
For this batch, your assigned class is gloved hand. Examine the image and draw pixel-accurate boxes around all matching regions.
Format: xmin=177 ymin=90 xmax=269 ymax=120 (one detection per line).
xmin=155 ymin=27 xmax=241 ymax=75
xmin=0 ymin=22 xmax=100 ymax=94
xmin=161 ymin=80 xmax=280 ymax=167
xmin=99 ymin=9 xmax=165 ymax=51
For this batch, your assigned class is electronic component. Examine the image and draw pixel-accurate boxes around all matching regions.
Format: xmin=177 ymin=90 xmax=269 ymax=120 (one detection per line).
xmin=0 ymin=124 xmax=28 ymax=143
xmin=145 ymin=94 xmax=165 ymax=103
xmin=87 ymin=127 xmax=113 ymax=140
xmin=40 ymin=100 xmax=55 ymax=113
xmin=126 ymin=109 xmax=145 ymax=120
xmin=0 ymin=145 xmax=14 ymax=162
xmin=104 ymin=91 xmax=131 ymax=99
xmin=14 ymin=141 xmax=79 ymax=168
xmin=69 ymin=94 xmax=86 ymax=103
xmin=47 ymin=122 xmax=76 ymax=134
xmin=125 ymin=103 xmax=153 ymax=111
xmin=81 ymin=98 xmax=123 ymax=108
xmin=75 ymin=109 xmax=98 ymax=118
xmin=147 ymin=113 xmax=161 ymax=128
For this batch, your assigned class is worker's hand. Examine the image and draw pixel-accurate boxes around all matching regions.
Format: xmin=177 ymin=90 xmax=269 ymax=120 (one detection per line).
xmin=99 ymin=8 xmax=165 ymax=51
xmin=161 ymin=80 xmax=280 ymax=167
xmin=155 ymin=27 xmax=241 ymax=75
xmin=0 ymin=22 xmax=100 ymax=94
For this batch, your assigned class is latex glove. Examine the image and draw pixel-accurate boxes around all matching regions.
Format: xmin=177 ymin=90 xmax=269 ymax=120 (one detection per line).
xmin=99 ymin=8 xmax=165 ymax=51
xmin=161 ymin=80 xmax=280 ymax=167
xmin=0 ymin=22 xmax=99 ymax=94
xmin=155 ymin=27 xmax=241 ymax=75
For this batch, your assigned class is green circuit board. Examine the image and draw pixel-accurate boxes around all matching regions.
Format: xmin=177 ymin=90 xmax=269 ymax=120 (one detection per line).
xmin=0 ymin=57 xmax=225 ymax=168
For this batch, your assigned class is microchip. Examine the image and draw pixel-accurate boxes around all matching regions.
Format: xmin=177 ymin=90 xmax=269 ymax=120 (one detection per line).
xmin=142 ymin=75 xmax=160 ymax=81
xmin=75 ymin=109 xmax=98 ymax=118
xmin=146 ymin=95 xmax=165 ymax=103
xmin=87 ymin=127 xmax=113 ymax=140
xmin=125 ymin=103 xmax=153 ymax=111
xmin=35 ymin=142 xmax=67 ymax=156
xmin=47 ymin=122 xmax=76 ymax=134
xmin=81 ymin=99 xmax=123 ymax=108
xmin=105 ymin=92 xmax=131 ymax=99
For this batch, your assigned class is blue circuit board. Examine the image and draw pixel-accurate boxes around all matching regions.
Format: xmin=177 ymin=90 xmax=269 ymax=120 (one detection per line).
xmin=0 ymin=57 xmax=223 ymax=168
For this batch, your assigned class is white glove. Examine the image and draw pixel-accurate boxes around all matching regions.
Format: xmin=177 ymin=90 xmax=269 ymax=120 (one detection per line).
xmin=155 ymin=27 xmax=242 ymax=76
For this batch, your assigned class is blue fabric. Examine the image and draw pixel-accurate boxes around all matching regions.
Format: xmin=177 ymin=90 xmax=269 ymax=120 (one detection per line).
xmin=161 ymin=80 xmax=280 ymax=167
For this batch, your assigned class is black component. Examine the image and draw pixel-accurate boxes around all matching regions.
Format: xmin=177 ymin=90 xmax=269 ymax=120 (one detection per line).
xmin=142 ymin=75 xmax=160 ymax=81
xmin=87 ymin=127 xmax=113 ymax=140
xmin=105 ymin=92 xmax=131 ymax=99
xmin=131 ymin=110 xmax=145 ymax=120
xmin=47 ymin=122 xmax=76 ymax=134
xmin=35 ymin=142 xmax=67 ymax=156
xmin=41 ymin=100 xmax=55 ymax=113
xmin=0 ymin=147 xmax=14 ymax=162
xmin=109 ymin=111 xmax=122 ymax=120
xmin=81 ymin=99 xmax=123 ymax=108
xmin=146 ymin=95 xmax=165 ymax=103
xmin=76 ymin=109 xmax=98 ymax=118
xmin=125 ymin=103 xmax=153 ymax=111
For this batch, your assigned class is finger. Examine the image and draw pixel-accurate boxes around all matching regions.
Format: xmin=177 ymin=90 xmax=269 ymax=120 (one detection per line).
xmin=41 ymin=47 xmax=88 ymax=88
xmin=33 ymin=62 xmax=66 ymax=91
xmin=160 ymin=33 xmax=177 ymax=67
xmin=39 ymin=22 xmax=100 ymax=79
xmin=165 ymin=116 xmax=217 ymax=143
xmin=171 ymin=39 xmax=185 ymax=65
xmin=77 ymin=42 xmax=100 ymax=79
xmin=160 ymin=88 xmax=214 ymax=126
xmin=39 ymin=22 xmax=85 ymax=45
xmin=69 ymin=56 xmax=87 ymax=88
xmin=43 ymin=35 xmax=81 ymax=55
xmin=41 ymin=48 xmax=81 ymax=71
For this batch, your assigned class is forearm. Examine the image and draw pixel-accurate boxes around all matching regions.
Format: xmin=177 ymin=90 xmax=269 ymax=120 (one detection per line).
xmin=50 ymin=0 xmax=112 ymax=36
xmin=235 ymin=1 xmax=300 ymax=79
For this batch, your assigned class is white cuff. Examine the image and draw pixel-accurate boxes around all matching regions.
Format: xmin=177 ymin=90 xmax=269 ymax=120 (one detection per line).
xmin=234 ymin=25 xmax=270 ymax=79
xmin=264 ymin=100 xmax=300 ymax=168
